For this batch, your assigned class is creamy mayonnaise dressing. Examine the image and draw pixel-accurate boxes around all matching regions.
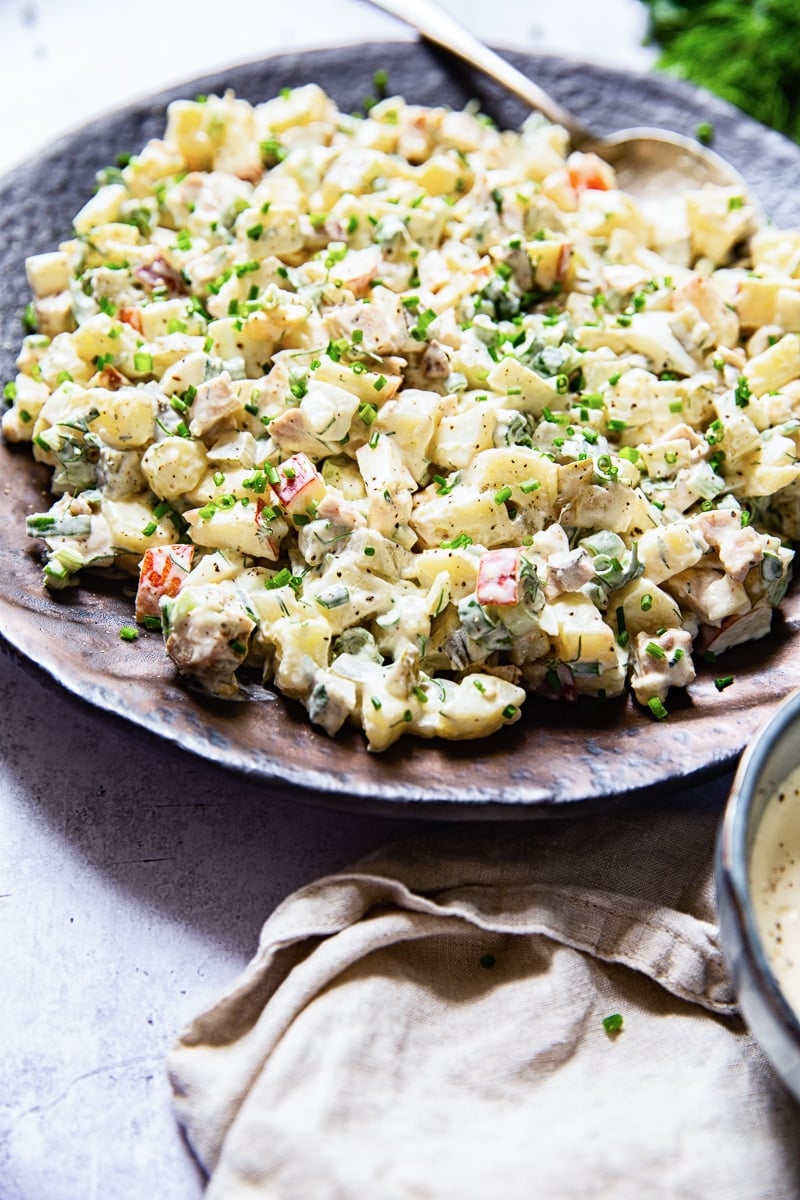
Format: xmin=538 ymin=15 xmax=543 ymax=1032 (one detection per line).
xmin=5 ymin=85 xmax=800 ymax=751
xmin=751 ymin=763 xmax=800 ymax=1012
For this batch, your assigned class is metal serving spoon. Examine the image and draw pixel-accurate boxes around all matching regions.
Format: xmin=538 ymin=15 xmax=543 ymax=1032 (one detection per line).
xmin=362 ymin=0 xmax=754 ymax=205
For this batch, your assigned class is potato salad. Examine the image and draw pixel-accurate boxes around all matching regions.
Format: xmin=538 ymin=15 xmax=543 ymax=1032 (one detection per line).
xmin=4 ymin=84 xmax=798 ymax=750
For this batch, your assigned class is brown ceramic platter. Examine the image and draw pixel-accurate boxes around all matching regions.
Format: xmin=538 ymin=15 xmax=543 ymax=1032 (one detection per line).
xmin=1 ymin=42 xmax=799 ymax=818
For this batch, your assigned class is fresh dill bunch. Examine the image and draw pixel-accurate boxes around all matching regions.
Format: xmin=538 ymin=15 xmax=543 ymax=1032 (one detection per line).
xmin=641 ymin=0 xmax=800 ymax=142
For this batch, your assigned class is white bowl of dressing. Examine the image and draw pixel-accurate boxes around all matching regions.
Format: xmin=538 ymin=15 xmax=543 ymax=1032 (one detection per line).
xmin=717 ymin=687 xmax=800 ymax=1102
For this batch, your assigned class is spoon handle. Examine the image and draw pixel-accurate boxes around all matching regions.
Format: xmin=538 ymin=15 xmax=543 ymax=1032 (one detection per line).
xmin=362 ymin=0 xmax=589 ymax=143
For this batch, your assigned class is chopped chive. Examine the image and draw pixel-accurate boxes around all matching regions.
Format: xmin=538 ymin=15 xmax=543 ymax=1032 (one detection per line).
xmin=243 ymin=471 xmax=267 ymax=493
xmin=119 ymin=626 xmax=139 ymax=642
xmin=735 ymin=376 xmax=751 ymax=407
xmin=715 ymin=675 xmax=734 ymax=691
xmin=266 ymin=568 xmax=292 ymax=589
xmin=602 ymin=1013 xmax=624 ymax=1034
xmin=410 ymin=308 xmax=437 ymax=341
xmin=647 ymin=696 xmax=668 ymax=720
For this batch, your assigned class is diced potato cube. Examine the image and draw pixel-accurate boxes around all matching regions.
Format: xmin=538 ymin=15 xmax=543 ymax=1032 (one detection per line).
xmin=355 ymin=438 xmax=415 ymax=537
xmin=638 ymin=438 xmax=692 ymax=479
xmin=34 ymin=293 xmax=75 ymax=338
xmin=743 ymin=334 xmax=800 ymax=396
xmin=526 ymin=237 xmax=572 ymax=291
xmin=405 ymin=548 xmax=480 ymax=600
xmin=539 ymin=592 xmax=617 ymax=666
xmin=486 ymin=357 xmax=561 ymax=415
xmin=666 ymin=567 xmax=751 ymax=624
xmin=751 ymin=229 xmax=800 ymax=277
xmin=411 ymin=486 xmax=517 ymax=550
xmin=432 ymin=404 xmax=497 ymax=470
xmin=26 ymin=251 xmax=70 ymax=298
xmin=256 ymin=84 xmax=334 ymax=133
xmin=578 ymin=313 xmax=698 ymax=378
xmin=141 ymin=437 xmax=208 ymax=499
xmin=735 ymin=278 xmax=800 ymax=332
xmin=686 ymin=188 xmax=756 ymax=265
xmin=637 ymin=522 xmax=709 ymax=584
xmin=73 ymin=184 xmax=127 ymax=234
xmin=90 ymin=387 xmax=156 ymax=449
xmin=269 ymin=616 xmax=332 ymax=697
xmin=185 ymin=501 xmax=288 ymax=560
xmin=415 ymin=154 xmax=462 ymax=196
xmin=464 ymin=447 xmax=558 ymax=511
xmin=104 ymin=496 xmax=180 ymax=554
xmin=611 ymin=577 xmax=683 ymax=638
xmin=556 ymin=459 xmax=651 ymax=533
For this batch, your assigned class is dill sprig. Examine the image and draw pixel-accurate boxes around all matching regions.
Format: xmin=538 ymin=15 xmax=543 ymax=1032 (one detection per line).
xmin=641 ymin=0 xmax=800 ymax=143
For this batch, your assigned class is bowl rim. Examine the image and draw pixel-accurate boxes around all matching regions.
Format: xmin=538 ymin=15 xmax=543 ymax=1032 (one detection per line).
xmin=718 ymin=686 xmax=800 ymax=1042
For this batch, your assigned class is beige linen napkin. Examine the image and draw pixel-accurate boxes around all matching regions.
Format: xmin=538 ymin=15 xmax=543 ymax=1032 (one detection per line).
xmin=169 ymin=805 xmax=800 ymax=1199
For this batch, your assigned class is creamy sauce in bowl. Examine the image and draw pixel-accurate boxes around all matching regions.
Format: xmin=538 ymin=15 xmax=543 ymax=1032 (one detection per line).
xmin=750 ymin=764 xmax=800 ymax=1013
